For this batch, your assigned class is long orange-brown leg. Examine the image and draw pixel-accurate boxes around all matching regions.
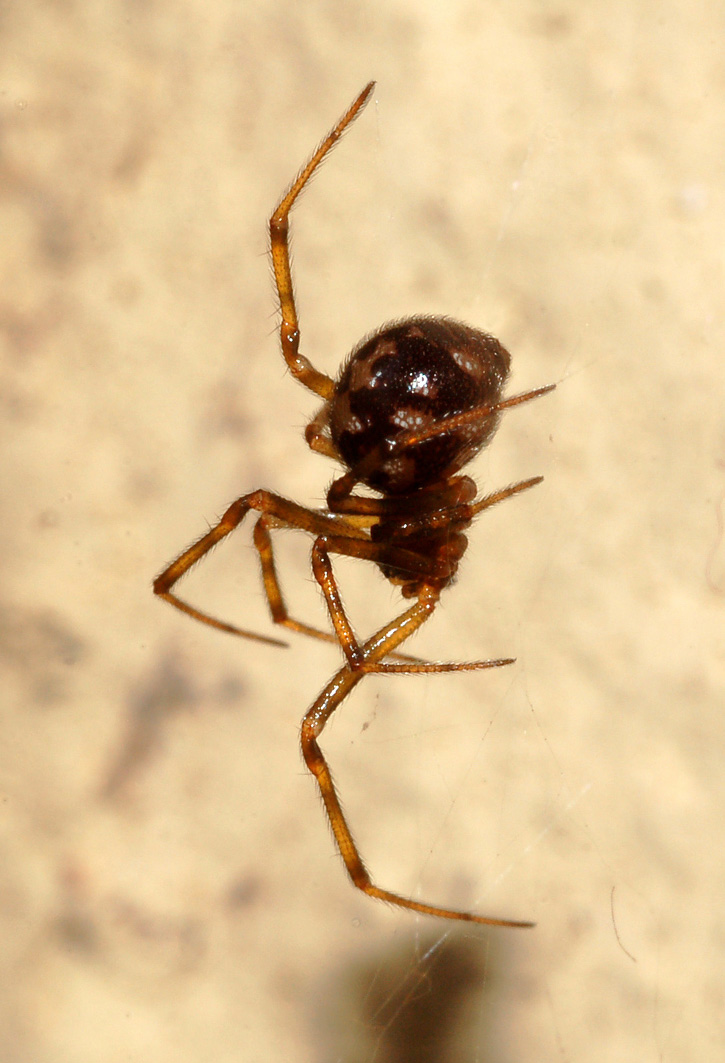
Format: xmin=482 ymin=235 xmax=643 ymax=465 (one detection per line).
xmin=328 ymin=474 xmax=545 ymax=532
xmin=269 ymin=82 xmax=375 ymax=401
xmin=251 ymin=516 xmax=347 ymax=646
xmin=153 ymin=489 xmax=420 ymax=660
xmin=300 ymin=580 xmax=533 ymax=928
xmin=311 ymin=537 xmax=515 ymax=675
xmin=153 ymin=490 xmax=365 ymax=645
xmin=251 ymin=516 xmax=421 ymax=662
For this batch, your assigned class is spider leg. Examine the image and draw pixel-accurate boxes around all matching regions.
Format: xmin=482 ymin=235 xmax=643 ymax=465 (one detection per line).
xmin=304 ymin=403 xmax=340 ymax=461
xmin=327 ymin=383 xmax=555 ymax=497
xmin=314 ymin=472 xmax=546 ymax=591
xmin=300 ymin=581 xmax=533 ymax=928
xmin=252 ymin=515 xmax=344 ymax=645
xmin=153 ymin=495 xmax=285 ymax=645
xmin=153 ymin=488 xmax=422 ymax=661
xmin=388 ymin=382 xmax=557 ymax=454
xmin=252 ymin=517 xmax=423 ymax=664
xmin=328 ymin=469 xmax=543 ymax=521
xmin=269 ymin=82 xmax=375 ymax=401
xmin=153 ymin=490 xmax=363 ymax=646
xmin=311 ymin=536 xmax=516 ymax=675
xmin=471 ymin=476 xmax=544 ymax=516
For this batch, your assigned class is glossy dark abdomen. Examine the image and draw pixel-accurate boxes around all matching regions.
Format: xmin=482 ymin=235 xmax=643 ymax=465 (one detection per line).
xmin=329 ymin=317 xmax=511 ymax=494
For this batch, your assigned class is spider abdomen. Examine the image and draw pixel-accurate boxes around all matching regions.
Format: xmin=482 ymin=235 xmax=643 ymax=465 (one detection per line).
xmin=329 ymin=317 xmax=511 ymax=494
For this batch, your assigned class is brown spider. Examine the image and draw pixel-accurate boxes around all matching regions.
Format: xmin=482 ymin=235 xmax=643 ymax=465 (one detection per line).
xmin=154 ymin=83 xmax=554 ymax=927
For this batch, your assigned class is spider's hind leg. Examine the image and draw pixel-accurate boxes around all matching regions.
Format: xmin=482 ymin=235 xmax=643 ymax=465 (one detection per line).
xmin=310 ymin=536 xmax=516 ymax=675
xmin=299 ymin=574 xmax=532 ymax=928
xmin=253 ymin=521 xmax=426 ymax=663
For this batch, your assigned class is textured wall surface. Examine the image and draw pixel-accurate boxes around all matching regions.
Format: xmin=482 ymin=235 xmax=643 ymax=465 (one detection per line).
xmin=3 ymin=3 xmax=723 ymax=1061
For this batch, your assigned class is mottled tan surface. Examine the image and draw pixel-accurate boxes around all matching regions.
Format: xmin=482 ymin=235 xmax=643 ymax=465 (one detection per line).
xmin=3 ymin=3 xmax=724 ymax=1061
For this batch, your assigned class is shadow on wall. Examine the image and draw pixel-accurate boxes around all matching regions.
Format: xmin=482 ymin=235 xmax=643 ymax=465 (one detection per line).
xmin=313 ymin=930 xmax=518 ymax=1063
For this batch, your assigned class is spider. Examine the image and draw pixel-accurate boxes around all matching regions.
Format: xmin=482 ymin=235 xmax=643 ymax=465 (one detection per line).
xmin=154 ymin=82 xmax=554 ymax=927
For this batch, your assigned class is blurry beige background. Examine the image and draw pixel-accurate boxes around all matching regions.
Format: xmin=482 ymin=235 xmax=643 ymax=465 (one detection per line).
xmin=3 ymin=2 xmax=724 ymax=1061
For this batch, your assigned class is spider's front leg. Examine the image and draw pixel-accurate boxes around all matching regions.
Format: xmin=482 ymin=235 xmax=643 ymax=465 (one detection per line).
xmin=303 ymin=538 xmax=531 ymax=927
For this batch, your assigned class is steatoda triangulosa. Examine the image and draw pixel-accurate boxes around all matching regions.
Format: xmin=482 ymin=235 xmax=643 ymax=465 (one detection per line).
xmin=154 ymin=82 xmax=554 ymax=927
